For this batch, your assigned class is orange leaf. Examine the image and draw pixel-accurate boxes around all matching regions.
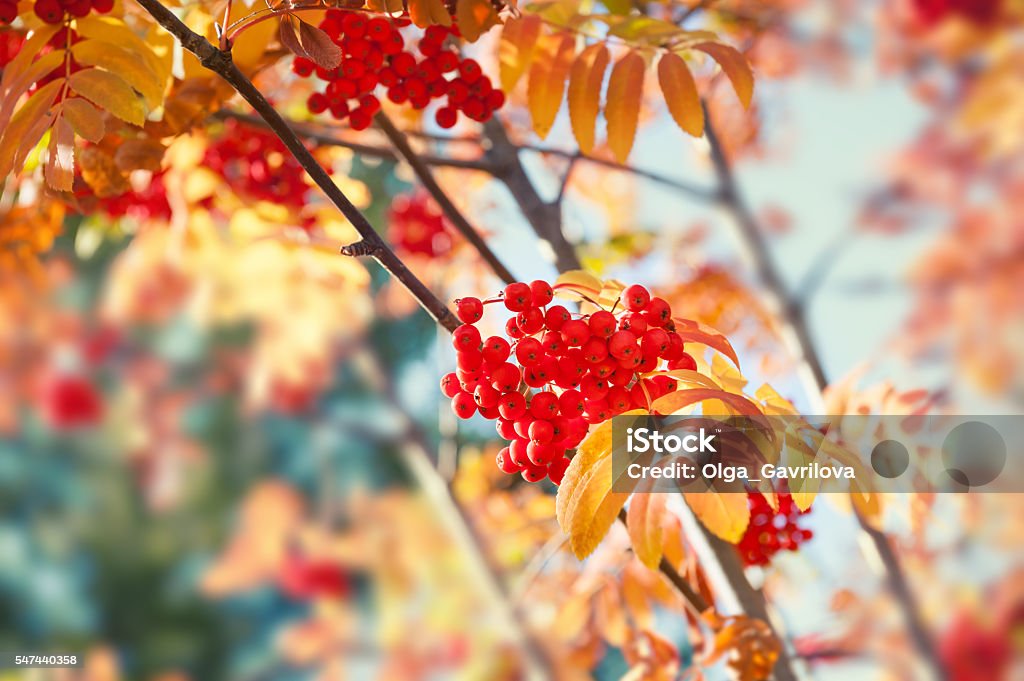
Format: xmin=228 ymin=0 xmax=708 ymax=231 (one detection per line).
xmin=408 ymin=0 xmax=451 ymax=29
xmin=68 ymin=67 xmax=147 ymax=126
xmin=684 ymin=492 xmax=750 ymax=543
xmin=527 ymin=32 xmax=575 ymax=140
xmin=0 ymin=79 xmax=61 ymax=179
xmin=626 ymin=492 xmax=667 ymax=569
xmin=568 ymin=43 xmax=609 ymax=155
xmin=456 ymin=0 xmax=499 ymax=43
xmin=44 ymin=115 xmax=75 ymax=192
xmin=672 ymin=318 xmax=740 ymax=367
xmin=650 ymin=388 xmax=764 ymax=420
xmin=605 ymin=50 xmax=645 ymax=162
xmin=499 ymin=14 xmax=541 ymax=92
xmin=694 ymin=42 xmax=753 ymax=109
xmin=657 ymin=52 xmax=703 ymax=136
xmin=62 ymin=97 xmax=105 ymax=143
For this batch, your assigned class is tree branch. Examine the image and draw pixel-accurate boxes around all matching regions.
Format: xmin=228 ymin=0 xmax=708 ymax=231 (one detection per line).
xmin=702 ymin=104 xmax=948 ymax=681
xmin=135 ymin=0 xmax=459 ymax=330
xmin=374 ymin=112 xmax=518 ymax=285
xmin=483 ymin=117 xmax=582 ymax=272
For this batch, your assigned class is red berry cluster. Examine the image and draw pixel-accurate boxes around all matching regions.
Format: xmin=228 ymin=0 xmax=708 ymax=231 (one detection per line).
xmin=737 ymin=492 xmax=813 ymax=567
xmin=98 ymin=170 xmax=173 ymax=222
xmin=0 ymin=0 xmax=113 ymax=25
xmin=202 ymin=118 xmax=313 ymax=223
xmin=277 ymin=554 xmax=352 ymax=600
xmin=0 ymin=30 xmax=24 ymax=63
xmin=441 ymin=282 xmax=697 ymax=485
xmin=912 ymin=0 xmax=1000 ymax=26
xmin=37 ymin=373 xmax=104 ymax=431
xmin=294 ymin=11 xmax=505 ymax=130
xmin=387 ymin=190 xmax=453 ymax=257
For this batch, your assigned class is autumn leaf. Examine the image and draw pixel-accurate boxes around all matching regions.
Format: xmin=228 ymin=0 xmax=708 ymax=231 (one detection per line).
xmin=568 ymin=43 xmax=610 ymax=155
xmin=694 ymin=42 xmax=754 ymax=109
xmin=70 ymin=40 xmax=165 ymax=108
xmin=69 ymin=68 xmax=147 ymax=127
xmin=658 ymin=52 xmax=703 ymax=136
xmin=279 ymin=17 xmax=343 ymax=70
xmin=650 ymin=388 xmax=765 ymax=420
xmin=62 ymin=97 xmax=106 ymax=143
xmin=626 ymin=492 xmax=667 ymax=569
xmin=0 ymin=49 xmax=64 ymax=132
xmin=76 ymin=16 xmax=170 ymax=86
xmin=605 ymin=50 xmax=645 ymax=162
xmin=456 ymin=0 xmax=500 ymax=43
xmin=0 ymin=79 xmax=62 ymax=179
xmin=499 ymin=14 xmax=542 ymax=92
xmin=553 ymin=269 xmax=603 ymax=297
xmin=527 ymin=32 xmax=576 ymax=140
xmin=408 ymin=0 xmax=452 ymax=29
xmin=684 ymin=492 xmax=750 ymax=543
xmin=44 ymin=116 xmax=75 ymax=192
xmin=672 ymin=317 xmax=741 ymax=367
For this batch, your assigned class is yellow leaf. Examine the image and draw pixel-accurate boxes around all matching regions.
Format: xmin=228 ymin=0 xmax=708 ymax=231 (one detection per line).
xmin=71 ymin=40 xmax=165 ymax=109
xmin=69 ymin=67 xmax=147 ymax=126
xmin=456 ymin=0 xmax=500 ymax=43
xmin=113 ymin=138 xmax=165 ymax=172
xmin=684 ymin=492 xmax=750 ymax=543
xmin=76 ymin=16 xmax=170 ymax=85
xmin=499 ymin=14 xmax=542 ymax=92
xmin=626 ymin=492 xmax=666 ymax=569
xmin=0 ymin=49 xmax=65 ymax=132
xmin=0 ymin=25 xmax=60 ymax=97
xmin=62 ymin=97 xmax=105 ymax=143
xmin=553 ymin=269 xmax=603 ymax=296
xmin=694 ymin=42 xmax=753 ymax=109
xmin=556 ymin=418 xmax=613 ymax=529
xmin=0 ymin=79 xmax=61 ymax=179
xmin=408 ymin=0 xmax=451 ymax=29
xmin=567 ymin=43 xmax=609 ymax=155
xmin=365 ymin=0 xmax=404 ymax=11
xmin=527 ymin=32 xmax=575 ymax=140
xmin=567 ymin=454 xmax=631 ymax=559
xmin=44 ymin=115 xmax=75 ymax=192
xmin=605 ymin=50 xmax=645 ymax=162
xmin=657 ymin=52 xmax=703 ymax=136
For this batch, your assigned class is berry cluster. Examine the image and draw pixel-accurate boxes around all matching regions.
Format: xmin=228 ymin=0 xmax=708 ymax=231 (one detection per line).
xmin=737 ymin=492 xmax=813 ymax=567
xmin=387 ymin=191 xmax=453 ymax=257
xmin=295 ymin=11 xmax=505 ymax=130
xmin=202 ymin=118 xmax=313 ymax=224
xmin=0 ymin=0 xmax=113 ymax=25
xmin=441 ymin=282 xmax=696 ymax=485
xmin=912 ymin=0 xmax=1000 ymax=26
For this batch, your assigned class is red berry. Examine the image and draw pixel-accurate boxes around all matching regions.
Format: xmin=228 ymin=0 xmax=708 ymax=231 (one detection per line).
xmin=621 ymin=284 xmax=651 ymax=311
xmin=436 ymin=51 xmax=459 ymax=73
xmin=619 ymin=311 xmax=647 ymax=334
xmin=455 ymin=297 xmax=483 ymax=323
xmin=440 ymin=372 xmax=460 ymax=398
xmin=496 ymin=418 xmax=518 ymax=440
xmin=515 ymin=337 xmax=544 ymax=366
xmin=608 ymin=330 xmax=638 ymax=360
xmin=521 ymin=466 xmax=547 ymax=483
xmin=496 ymin=447 xmax=520 ymax=474
xmin=505 ymin=317 xmax=524 ymax=340
xmin=366 ymin=17 xmax=392 ymax=41
xmin=435 ymin=106 xmax=457 ymax=129
xmin=527 ymin=441 xmax=555 ymax=466
xmin=541 ymin=330 xmax=565 ymax=355
xmin=646 ymin=297 xmax=672 ymax=326
xmin=581 ymin=336 xmax=609 ymax=363
xmin=548 ymin=457 xmax=570 ymax=485
xmin=391 ymin=52 xmax=415 ymax=76
xmin=529 ymin=392 xmax=559 ymax=419
xmin=0 ymin=2 xmax=18 ymax=22
xmin=498 ymin=391 xmax=527 ymax=420
xmin=558 ymin=389 xmax=584 ymax=417
xmin=307 ymin=92 xmax=328 ymax=114
xmin=529 ymin=280 xmax=554 ymax=306
xmin=341 ymin=11 xmax=367 ymax=36
xmin=509 ymin=438 xmax=530 ymax=467
xmin=91 ymin=0 xmax=114 ymax=11
xmin=490 ymin=362 xmax=521 ymax=392
xmin=474 ymin=383 xmax=501 ymax=408
xmin=516 ymin=307 xmax=545 ymax=334
xmin=349 ymin=108 xmax=372 ymax=130
xmin=452 ymin=323 xmax=482 ymax=352
xmin=580 ymin=374 xmax=609 ymax=401
xmin=588 ymin=310 xmax=617 ymax=338
xmin=544 ymin=305 xmax=570 ymax=331
xmin=642 ymin=328 xmax=670 ymax=356
xmin=34 ymin=0 xmax=64 ymax=24
xmin=669 ymin=352 xmax=697 ymax=371
xmin=457 ymin=350 xmax=483 ymax=372
xmin=561 ymin=319 xmax=590 ymax=347
xmin=482 ymin=336 xmax=512 ymax=364
xmin=458 ymin=58 xmax=482 ymax=82
xmin=528 ymin=419 xmax=554 ymax=444
xmin=452 ymin=391 xmax=477 ymax=418
xmin=503 ymin=282 xmax=532 ymax=311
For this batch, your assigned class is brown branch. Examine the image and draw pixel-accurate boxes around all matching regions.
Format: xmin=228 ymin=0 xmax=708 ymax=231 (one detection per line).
xmin=134 ymin=1 xmax=460 ymax=330
xmin=702 ymin=105 xmax=948 ymax=681
xmin=374 ymin=112 xmax=518 ymax=285
xmin=483 ymin=117 xmax=582 ymax=272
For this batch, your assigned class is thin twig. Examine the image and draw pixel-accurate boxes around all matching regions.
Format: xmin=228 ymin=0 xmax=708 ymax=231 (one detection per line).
xmin=136 ymin=0 xmax=457 ymax=332
xmin=702 ymin=104 xmax=948 ymax=681
xmin=374 ymin=112 xmax=518 ymax=285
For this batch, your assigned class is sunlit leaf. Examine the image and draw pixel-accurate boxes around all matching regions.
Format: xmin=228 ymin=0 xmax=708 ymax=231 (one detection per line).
xmin=456 ymin=0 xmax=500 ymax=43
xmin=499 ymin=14 xmax=542 ymax=91
xmin=69 ymin=67 xmax=147 ymax=126
xmin=658 ymin=52 xmax=703 ymax=136
xmin=527 ymin=31 xmax=575 ymax=139
xmin=568 ymin=43 xmax=609 ymax=155
xmin=694 ymin=42 xmax=753 ymax=109
xmin=605 ymin=50 xmax=645 ymax=162
xmin=44 ymin=115 xmax=75 ymax=192
xmin=71 ymin=40 xmax=165 ymax=108
xmin=626 ymin=492 xmax=666 ymax=569
xmin=0 ymin=79 xmax=61 ymax=179
xmin=684 ymin=492 xmax=750 ymax=543
xmin=62 ymin=97 xmax=106 ymax=143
